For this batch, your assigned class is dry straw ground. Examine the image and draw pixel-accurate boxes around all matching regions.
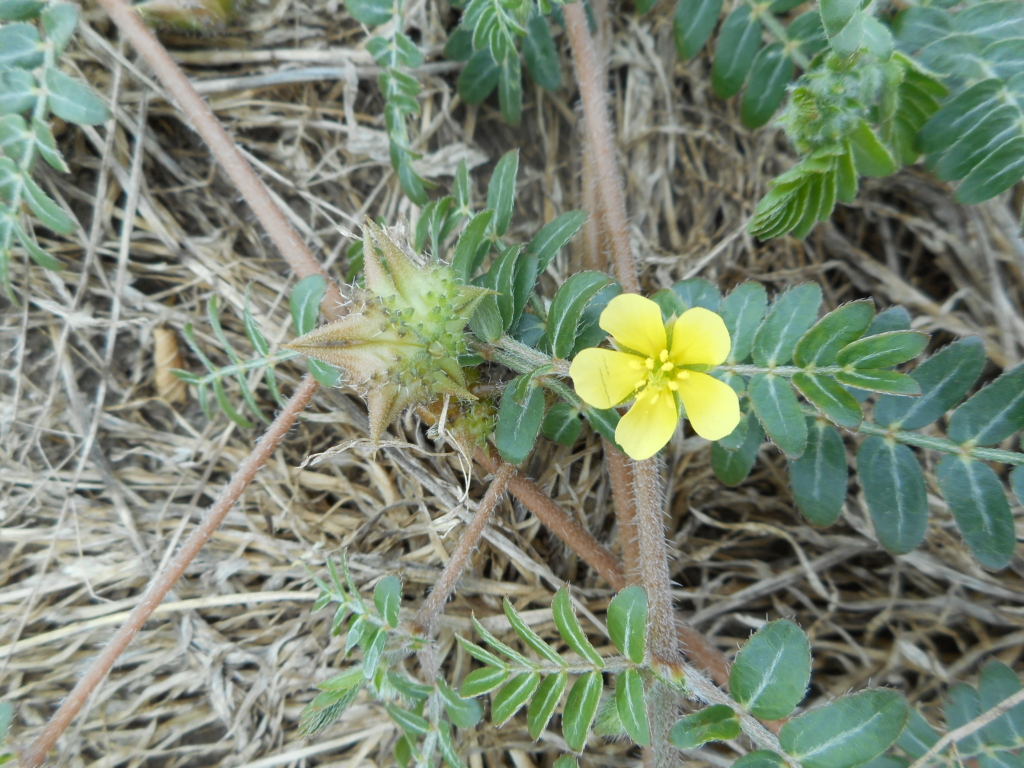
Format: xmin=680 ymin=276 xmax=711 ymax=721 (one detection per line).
xmin=2 ymin=0 xmax=1024 ymax=765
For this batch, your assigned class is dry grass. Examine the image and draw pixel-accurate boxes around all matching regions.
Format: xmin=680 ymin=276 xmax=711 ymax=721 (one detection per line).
xmin=2 ymin=0 xmax=1024 ymax=765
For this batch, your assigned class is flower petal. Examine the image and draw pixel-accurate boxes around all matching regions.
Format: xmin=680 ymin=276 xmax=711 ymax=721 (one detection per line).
xmin=615 ymin=388 xmax=679 ymax=460
xmin=677 ymin=372 xmax=741 ymax=441
xmin=670 ymin=307 xmax=732 ymax=366
xmin=600 ymin=294 xmax=667 ymax=358
xmin=570 ymin=348 xmax=646 ymax=409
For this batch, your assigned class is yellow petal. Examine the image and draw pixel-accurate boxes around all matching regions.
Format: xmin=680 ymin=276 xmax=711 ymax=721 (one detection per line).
xmin=600 ymin=294 xmax=667 ymax=358
xmin=669 ymin=307 xmax=732 ymax=366
xmin=615 ymin=388 xmax=679 ymax=460
xmin=677 ymin=372 xmax=741 ymax=441
xmin=570 ymin=348 xmax=646 ymax=409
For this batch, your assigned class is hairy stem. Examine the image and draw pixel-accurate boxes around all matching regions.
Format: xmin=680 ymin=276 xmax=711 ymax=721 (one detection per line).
xmin=475 ymin=448 xmax=625 ymax=587
xmin=605 ymin=442 xmax=640 ymax=583
xmin=412 ymin=463 xmax=514 ymax=637
xmin=907 ymin=687 xmax=1024 ymax=768
xmin=631 ymin=459 xmax=680 ymax=668
xmin=21 ymin=376 xmax=319 ymax=768
xmin=563 ymin=2 xmax=639 ymax=294
xmin=92 ymin=0 xmax=345 ymax=317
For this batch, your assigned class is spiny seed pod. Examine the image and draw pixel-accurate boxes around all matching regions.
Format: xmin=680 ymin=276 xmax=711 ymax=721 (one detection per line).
xmin=285 ymin=219 xmax=491 ymax=442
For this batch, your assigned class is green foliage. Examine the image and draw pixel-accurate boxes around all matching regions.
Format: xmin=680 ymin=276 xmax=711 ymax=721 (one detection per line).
xmin=729 ymin=619 xmax=810 ymax=721
xmin=781 ymin=689 xmax=909 ymax=768
xmin=669 ymin=705 xmax=741 ymax=749
xmin=0 ymin=2 xmax=108 ymax=297
xmin=894 ymin=1 xmax=1024 ymax=222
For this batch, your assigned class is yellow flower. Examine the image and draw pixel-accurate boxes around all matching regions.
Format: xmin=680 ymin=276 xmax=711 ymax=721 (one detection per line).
xmin=569 ymin=294 xmax=740 ymax=460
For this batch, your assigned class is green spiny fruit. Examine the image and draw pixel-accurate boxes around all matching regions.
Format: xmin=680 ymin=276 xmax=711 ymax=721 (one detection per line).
xmin=285 ymin=219 xmax=491 ymax=441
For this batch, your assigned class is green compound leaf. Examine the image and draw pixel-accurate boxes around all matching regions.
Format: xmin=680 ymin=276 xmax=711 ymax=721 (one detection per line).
xmin=473 ymin=614 xmax=534 ymax=668
xmin=373 ymin=574 xmax=402 ymax=627
xmin=752 ymin=283 xmax=823 ymax=367
xmin=849 ymin=120 xmax=897 ymax=178
xmin=936 ymin=455 xmax=1014 ymax=570
xmin=492 ymin=672 xmax=541 ymax=726
xmin=733 ymin=752 xmax=787 ymax=768
xmin=945 ymin=683 xmax=985 ymax=754
xmin=504 ymin=598 xmax=565 ymax=666
xmin=607 ymin=585 xmax=647 ymax=664
xmin=793 ymin=373 xmax=863 ymax=429
xmin=794 ymin=300 xmax=875 ymax=368
xmin=387 ymin=670 xmax=433 ymax=701
xmin=833 ymin=369 xmax=920 ymax=396
xmin=781 ymin=689 xmax=909 ymax=768
xmin=498 ymin=53 xmax=522 ymax=127
xmin=0 ymin=22 xmax=42 ymax=68
xmin=562 ymin=670 xmax=602 ymax=752
xmin=857 ymin=436 xmax=928 ymax=555
xmin=527 ymin=210 xmax=588 ymax=271
xmin=730 ymin=619 xmax=811 ymax=720
xmin=42 ymin=2 xmax=78 ymax=52
xmin=45 ymin=68 xmax=109 ymax=125
xmin=437 ymin=720 xmax=466 ymax=768
xmin=458 ymin=48 xmax=500 ymax=104
xmin=547 ymin=271 xmax=615 ymax=359
xmin=874 ymin=337 xmax=986 ymax=431
xmin=741 ymin=44 xmax=794 ymax=129
xmin=572 ymin=282 xmax=622 ymax=356
xmin=523 ymin=13 xmax=561 ymax=92
xmin=385 ymin=702 xmax=430 ymax=736
xmin=345 ymin=0 xmax=391 ymax=25
xmin=0 ymin=0 xmax=43 ymax=19
xmin=22 ymin=174 xmax=76 ymax=233
xmin=957 ymin=136 xmax=1024 ymax=205
xmin=583 ymin=405 xmax=621 ymax=447
xmin=291 ymin=274 xmax=325 ymax=335
xmin=0 ymin=68 xmax=35 ymax=115
xmin=438 ymin=678 xmax=484 ymax=728
xmin=919 ymin=78 xmax=1000 ymax=154
xmin=819 ymin=0 xmax=858 ymax=38
xmin=711 ymin=413 xmax=764 ymax=486
xmin=496 ymin=374 xmax=545 ymax=465
xmin=979 ymin=660 xmax=1024 ymax=746
xmin=896 ymin=709 xmax=940 ymax=759
xmin=487 ymin=149 xmax=519 ymax=236
xmin=361 ymin=626 xmax=387 ymax=677
xmin=669 ymin=704 xmax=741 ymax=749
xmin=748 ymin=373 xmax=808 ymax=459
xmin=711 ymin=5 xmax=762 ymax=98
xmin=671 ymin=277 xmax=721 ymax=312
xmin=542 ymin=403 xmax=582 ymax=447
xmin=15 ymin=223 xmax=62 ymax=270
xmin=616 ymin=668 xmax=651 ymax=747
xmin=948 ymin=363 xmax=1024 ymax=447
xmin=528 ymin=671 xmax=567 ymax=739
xmin=553 ymin=757 xmax=578 ymax=768
xmin=452 ymin=209 xmax=494 ymax=281
xmin=836 ymin=331 xmax=929 ymax=369
xmin=552 ymin=587 xmax=603 ymax=667
xmin=788 ymin=420 xmax=847 ymax=527
xmin=720 ymin=281 xmax=767 ymax=364
xmin=673 ymin=0 xmax=722 ymax=60
xmin=32 ymin=116 xmax=67 ymax=172
xmin=461 ymin=666 xmax=510 ymax=697
xmin=487 ymin=244 xmax=528 ymax=330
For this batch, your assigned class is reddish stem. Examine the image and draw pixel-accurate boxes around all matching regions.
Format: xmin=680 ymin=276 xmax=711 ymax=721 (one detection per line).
xmin=92 ymin=0 xmax=345 ymax=317
xmin=563 ymin=3 xmax=639 ymax=294
xmin=21 ymin=376 xmax=319 ymax=768
xmin=412 ymin=463 xmax=514 ymax=637
xmin=605 ymin=441 xmax=639 ymax=583
xmin=475 ymin=449 xmax=624 ymax=587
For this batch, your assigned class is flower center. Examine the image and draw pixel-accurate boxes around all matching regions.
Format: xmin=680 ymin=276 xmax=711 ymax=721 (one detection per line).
xmin=630 ymin=349 xmax=689 ymax=401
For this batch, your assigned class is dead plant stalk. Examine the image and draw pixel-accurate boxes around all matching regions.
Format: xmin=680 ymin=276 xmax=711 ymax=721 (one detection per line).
xmin=20 ymin=376 xmax=320 ymax=768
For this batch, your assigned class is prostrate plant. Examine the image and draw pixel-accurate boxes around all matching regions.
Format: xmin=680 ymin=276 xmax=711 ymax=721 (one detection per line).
xmin=0 ymin=0 xmax=108 ymax=297
xmin=301 ymin=561 xmax=930 ymax=768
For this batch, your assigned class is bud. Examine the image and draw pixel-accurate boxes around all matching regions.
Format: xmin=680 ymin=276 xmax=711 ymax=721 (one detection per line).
xmin=285 ymin=219 xmax=491 ymax=442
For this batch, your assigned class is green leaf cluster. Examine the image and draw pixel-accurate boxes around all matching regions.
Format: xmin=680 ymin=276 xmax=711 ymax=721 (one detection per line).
xmin=0 ymin=1 xmax=108 ymax=297
xmin=893 ymin=1 xmax=1024 ymax=220
xmin=445 ymin=0 xmax=563 ymax=126
xmin=458 ymin=586 xmax=649 ymax=751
